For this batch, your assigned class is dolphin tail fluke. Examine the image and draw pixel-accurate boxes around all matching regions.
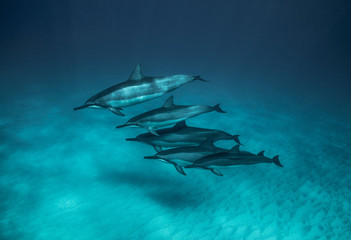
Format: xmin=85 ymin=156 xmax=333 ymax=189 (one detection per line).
xmin=232 ymin=135 xmax=243 ymax=145
xmin=213 ymin=104 xmax=226 ymax=113
xmin=210 ymin=169 xmax=223 ymax=176
xmin=194 ymin=75 xmax=209 ymax=82
xmin=272 ymin=155 xmax=283 ymax=167
xmin=173 ymin=164 xmax=186 ymax=176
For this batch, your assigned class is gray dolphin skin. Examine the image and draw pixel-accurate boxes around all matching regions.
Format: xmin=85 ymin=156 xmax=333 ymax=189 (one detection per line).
xmin=185 ymin=145 xmax=283 ymax=176
xmin=73 ymin=64 xmax=207 ymax=116
xmin=116 ymin=96 xmax=226 ymax=135
xmin=144 ymin=137 xmax=227 ymax=176
xmin=126 ymin=120 xmax=241 ymax=152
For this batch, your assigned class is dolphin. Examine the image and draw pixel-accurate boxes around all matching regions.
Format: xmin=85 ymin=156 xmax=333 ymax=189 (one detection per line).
xmin=126 ymin=120 xmax=241 ymax=152
xmin=74 ymin=64 xmax=207 ymax=116
xmin=144 ymin=137 xmax=227 ymax=176
xmin=116 ymin=96 xmax=226 ymax=135
xmin=185 ymin=145 xmax=283 ymax=176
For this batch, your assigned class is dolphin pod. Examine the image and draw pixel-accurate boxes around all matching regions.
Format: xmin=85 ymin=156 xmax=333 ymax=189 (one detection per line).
xmin=74 ymin=64 xmax=283 ymax=176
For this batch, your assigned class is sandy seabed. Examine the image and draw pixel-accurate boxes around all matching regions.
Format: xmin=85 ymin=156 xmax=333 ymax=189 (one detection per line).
xmin=1 ymin=88 xmax=350 ymax=240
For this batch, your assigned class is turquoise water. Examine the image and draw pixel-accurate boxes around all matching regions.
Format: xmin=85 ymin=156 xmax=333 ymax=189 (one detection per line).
xmin=1 ymin=1 xmax=351 ymax=239
xmin=1 ymin=79 xmax=350 ymax=239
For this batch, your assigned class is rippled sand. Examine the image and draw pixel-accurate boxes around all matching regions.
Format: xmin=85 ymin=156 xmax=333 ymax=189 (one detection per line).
xmin=1 ymin=90 xmax=350 ymax=240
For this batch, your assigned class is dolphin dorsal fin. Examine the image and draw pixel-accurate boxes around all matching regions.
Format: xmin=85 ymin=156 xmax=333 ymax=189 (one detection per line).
xmin=230 ymin=145 xmax=240 ymax=152
xmin=129 ymin=64 xmax=144 ymax=80
xmin=199 ymin=136 xmax=216 ymax=149
xmin=172 ymin=120 xmax=187 ymax=129
xmin=257 ymin=151 xmax=265 ymax=156
xmin=162 ymin=96 xmax=175 ymax=108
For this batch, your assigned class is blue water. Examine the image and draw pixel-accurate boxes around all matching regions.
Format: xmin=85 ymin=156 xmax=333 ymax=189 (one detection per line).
xmin=1 ymin=1 xmax=351 ymax=239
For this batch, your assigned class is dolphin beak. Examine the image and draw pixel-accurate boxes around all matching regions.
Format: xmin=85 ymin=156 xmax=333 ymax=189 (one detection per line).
xmin=117 ymin=123 xmax=139 ymax=128
xmin=116 ymin=124 xmax=128 ymax=128
xmin=125 ymin=138 xmax=139 ymax=142
xmin=73 ymin=104 xmax=90 ymax=110
xmin=144 ymin=156 xmax=160 ymax=159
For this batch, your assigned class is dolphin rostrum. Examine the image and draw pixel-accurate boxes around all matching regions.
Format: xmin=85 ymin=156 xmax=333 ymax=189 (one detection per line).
xmin=144 ymin=137 xmax=227 ymax=175
xmin=74 ymin=64 xmax=207 ymax=116
xmin=126 ymin=120 xmax=241 ymax=152
xmin=185 ymin=145 xmax=283 ymax=176
xmin=116 ymin=96 xmax=226 ymax=135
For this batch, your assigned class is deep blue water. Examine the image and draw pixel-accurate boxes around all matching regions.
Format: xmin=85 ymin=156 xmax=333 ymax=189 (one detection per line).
xmin=1 ymin=1 xmax=351 ymax=239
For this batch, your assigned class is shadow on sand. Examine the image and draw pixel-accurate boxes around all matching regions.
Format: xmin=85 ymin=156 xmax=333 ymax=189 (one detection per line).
xmin=100 ymin=168 xmax=203 ymax=209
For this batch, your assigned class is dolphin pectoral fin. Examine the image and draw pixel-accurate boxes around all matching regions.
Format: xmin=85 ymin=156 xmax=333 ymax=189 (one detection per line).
xmin=109 ymin=107 xmax=125 ymax=116
xmin=210 ymin=169 xmax=223 ymax=176
xmin=147 ymin=127 xmax=159 ymax=136
xmin=173 ymin=164 xmax=186 ymax=176
xmin=153 ymin=145 xmax=163 ymax=152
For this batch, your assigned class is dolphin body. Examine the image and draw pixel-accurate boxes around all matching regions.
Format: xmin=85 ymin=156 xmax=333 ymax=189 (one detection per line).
xmin=74 ymin=64 xmax=206 ymax=116
xmin=185 ymin=145 xmax=283 ymax=176
xmin=144 ymin=137 xmax=227 ymax=176
xmin=116 ymin=96 xmax=226 ymax=135
xmin=126 ymin=120 xmax=241 ymax=152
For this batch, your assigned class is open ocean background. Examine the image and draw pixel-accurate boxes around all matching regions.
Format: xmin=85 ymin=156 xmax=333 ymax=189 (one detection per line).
xmin=1 ymin=1 xmax=350 ymax=239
